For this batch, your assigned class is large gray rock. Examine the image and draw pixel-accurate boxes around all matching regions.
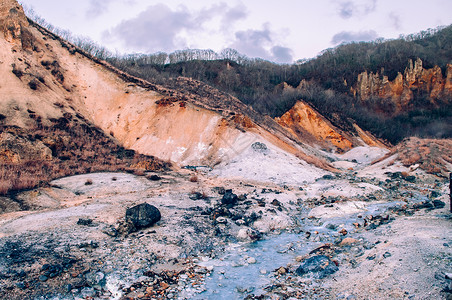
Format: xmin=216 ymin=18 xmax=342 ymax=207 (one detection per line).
xmin=296 ymin=255 xmax=338 ymax=279
xmin=125 ymin=203 xmax=161 ymax=231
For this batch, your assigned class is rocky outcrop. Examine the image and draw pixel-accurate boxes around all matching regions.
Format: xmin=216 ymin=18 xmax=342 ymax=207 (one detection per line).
xmin=0 ymin=132 xmax=52 ymax=163
xmin=0 ymin=0 xmax=337 ymax=172
xmin=0 ymin=0 xmax=34 ymax=49
xmin=352 ymin=58 xmax=452 ymax=111
xmin=276 ymin=101 xmax=354 ymax=151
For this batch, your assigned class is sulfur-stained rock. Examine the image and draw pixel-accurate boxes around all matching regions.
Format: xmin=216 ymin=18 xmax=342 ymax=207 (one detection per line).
xmin=353 ymin=58 xmax=452 ymax=111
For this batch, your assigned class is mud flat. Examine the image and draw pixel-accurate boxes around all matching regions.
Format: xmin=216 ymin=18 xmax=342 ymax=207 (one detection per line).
xmin=0 ymin=146 xmax=451 ymax=300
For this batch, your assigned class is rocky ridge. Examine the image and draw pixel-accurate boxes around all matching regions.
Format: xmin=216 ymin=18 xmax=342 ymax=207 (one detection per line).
xmin=352 ymin=58 xmax=452 ymax=111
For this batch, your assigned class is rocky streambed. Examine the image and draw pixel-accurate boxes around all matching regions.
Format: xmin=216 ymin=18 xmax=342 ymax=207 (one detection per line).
xmin=0 ymin=165 xmax=451 ymax=300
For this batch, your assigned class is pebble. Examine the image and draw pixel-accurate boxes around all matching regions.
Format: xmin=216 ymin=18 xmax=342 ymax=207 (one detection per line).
xmin=80 ymin=287 xmax=96 ymax=298
xmin=247 ymin=257 xmax=257 ymax=264
xmin=216 ymin=217 xmax=227 ymax=224
xmin=260 ymin=269 xmax=268 ymax=274
xmin=339 ymin=238 xmax=358 ymax=246
xmin=16 ymin=282 xmax=26 ymax=289
xmin=39 ymin=275 xmax=48 ymax=282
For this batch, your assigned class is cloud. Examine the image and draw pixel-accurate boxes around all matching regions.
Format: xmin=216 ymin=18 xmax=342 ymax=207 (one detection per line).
xmin=86 ymin=0 xmax=114 ymax=18
xmin=339 ymin=2 xmax=354 ymax=19
xmin=86 ymin=0 xmax=137 ymax=18
xmin=337 ymin=0 xmax=377 ymax=19
xmin=103 ymin=2 xmax=291 ymax=62
xmin=231 ymin=25 xmax=272 ymax=58
xmin=103 ymin=3 xmax=248 ymax=53
xmin=196 ymin=3 xmax=247 ymax=30
xmin=221 ymin=4 xmax=248 ymax=31
xmin=230 ymin=24 xmax=293 ymax=63
xmin=331 ymin=30 xmax=379 ymax=44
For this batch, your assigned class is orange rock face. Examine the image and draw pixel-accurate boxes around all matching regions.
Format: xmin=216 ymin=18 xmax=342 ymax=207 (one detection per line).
xmin=353 ymin=58 xmax=452 ymax=111
xmin=0 ymin=0 xmax=31 ymax=47
xmin=276 ymin=101 xmax=354 ymax=151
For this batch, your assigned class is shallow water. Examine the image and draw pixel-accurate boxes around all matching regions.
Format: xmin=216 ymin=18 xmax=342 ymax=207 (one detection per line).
xmin=193 ymin=232 xmax=326 ymax=299
xmin=192 ymin=200 xmax=406 ymax=299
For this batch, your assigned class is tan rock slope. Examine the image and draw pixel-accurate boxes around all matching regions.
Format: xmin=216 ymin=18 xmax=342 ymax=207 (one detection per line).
xmin=0 ymin=0 xmax=359 ymax=170
xmin=276 ymin=101 xmax=386 ymax=152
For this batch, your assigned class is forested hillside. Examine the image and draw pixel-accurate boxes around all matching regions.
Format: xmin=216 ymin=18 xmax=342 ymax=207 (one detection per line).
xmin=27 ymin=9 xmax=452 ymax=144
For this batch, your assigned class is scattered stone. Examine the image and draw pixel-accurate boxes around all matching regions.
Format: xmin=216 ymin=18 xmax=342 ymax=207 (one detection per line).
xmin=77 ymin=218 xmax=93 ymax=226
xmin=430 ymin=191 xmax=441 ymax=198
xmin=216 ymin=217 xmax=227 ymax=224
xmin=413 ymin=201 xmax=434 ymax=210
xmin=432 ymin=200 xmax=446 ymax=209
xmin=339 ymin=238 xmax=359 ymax=247
xmin=256 ymin=199 xmax=266 ymax=207
xmin=247 ymin=257 xmax=257 ymax=264
xmin=221 ymin=189 xmax=238 ymax=205
xmin=16 ymin=282 xmax=26 ymax=289
xmin=276 ymin=267 xmax=287 ymax=275
xmin=125 ymin=203 xmax=161 ymax=232
xmin=102 ymin=226 xmax=119 ymax=237
xmin=271 ymin=199 xmax=281 ymax=206
xmin=189 ymin=192 xmax=203 ymax=200
xmin=326 ymin=223 xmax=337 ymax=230
xmin=321 ymin=174 xmax=336 ymax=180
xmin=85 ymin=271 xmax=106 ymax=290
xmin=251 ymin=142 xmax=268 ymax=153
xmin=339 ymin=228 xmax=348 ymax=235
xmin=404 ymin=175 xmax=416 ymax=183
xmin=215 ymin=187 xmax=226 ymax=195
xmin=147 ymin=174 xmax=161 ymax=181
xmin=80 ymin=287 xmax=96 ymax=298
xmin=237 ymin=228 xmax=262 ymax=241
xmin=78 ymin=241 xmax=99 ymax=249
xmin=296 ymin=255 xmax=338 ymax=279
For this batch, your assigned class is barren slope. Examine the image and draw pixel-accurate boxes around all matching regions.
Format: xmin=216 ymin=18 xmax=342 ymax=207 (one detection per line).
xmin=0 ymin=0 xmax=336 ymax=169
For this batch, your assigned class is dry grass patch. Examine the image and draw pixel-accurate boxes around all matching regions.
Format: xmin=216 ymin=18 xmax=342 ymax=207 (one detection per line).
xmin=374 ymin=137 xmax=452 ymax=176
xmin=0 ymin=115 xmax=170 ymax=196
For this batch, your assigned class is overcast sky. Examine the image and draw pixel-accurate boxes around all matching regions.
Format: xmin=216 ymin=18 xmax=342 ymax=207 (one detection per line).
xmin=18 ymin=0 xmax=452 ymax=63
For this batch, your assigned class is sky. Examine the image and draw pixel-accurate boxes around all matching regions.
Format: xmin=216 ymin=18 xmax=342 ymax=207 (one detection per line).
xmin=18 ymin=0 xmax=452 ymax=63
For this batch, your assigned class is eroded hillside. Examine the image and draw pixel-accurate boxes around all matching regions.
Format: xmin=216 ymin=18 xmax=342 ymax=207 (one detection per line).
xmin=1 ymin=0 xmax=367 ymax=173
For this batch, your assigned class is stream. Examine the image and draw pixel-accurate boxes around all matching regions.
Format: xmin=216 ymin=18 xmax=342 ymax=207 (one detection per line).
xmin=190 ymin=200 xmax=407 ymax=299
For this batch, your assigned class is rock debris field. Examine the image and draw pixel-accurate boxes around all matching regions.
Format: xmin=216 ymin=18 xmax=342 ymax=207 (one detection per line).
xmin=0 ymin=145 xmax=451 ymax=300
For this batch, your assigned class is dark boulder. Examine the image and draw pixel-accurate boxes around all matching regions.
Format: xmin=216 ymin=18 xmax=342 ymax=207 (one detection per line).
xmin=77 ymin=218 xmax=93 ymax=226
xmin=296 ymin=255 xmax=338 ymax=279
xmin=321 ymin=174 xmax=336 ymax=180
xmin=126 ymin=203 xmax=161 ymax=231
xmin=221 ymin=189 xmax=238 ymax=205
xmin=433 ymin=199 xmax=446 ymax=209
xmin=404 ymin=175 xmax=416 ymax=183
xmin=147 ymin=175 xmax=162 ymax=181
xmin=251 ymin=142 xmax=268 ymax=154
